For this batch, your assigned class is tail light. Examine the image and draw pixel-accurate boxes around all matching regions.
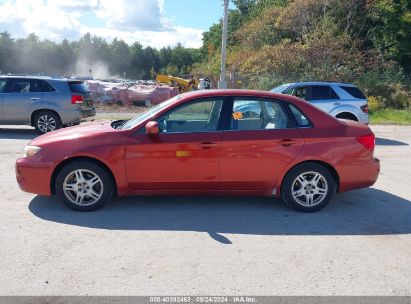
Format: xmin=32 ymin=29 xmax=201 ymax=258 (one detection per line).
xmin=71 ymin=95 xmax=84 ymax=104
xmin=357 ymin=134 xmax=375 ymax=151
xmin=361 ymin=104 xmax=369 ymax=113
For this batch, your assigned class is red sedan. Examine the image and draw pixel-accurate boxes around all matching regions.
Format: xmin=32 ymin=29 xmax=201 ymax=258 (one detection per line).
xmin=15 ymin=90 xmax=380 ymax=212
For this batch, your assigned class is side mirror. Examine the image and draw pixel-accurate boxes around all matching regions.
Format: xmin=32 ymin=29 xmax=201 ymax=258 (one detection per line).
xmin=145 ymin=121 xmax=159 ymax=135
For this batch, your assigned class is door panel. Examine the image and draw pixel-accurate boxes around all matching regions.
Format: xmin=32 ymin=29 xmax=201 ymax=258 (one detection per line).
xmin=2 ymin=93 xmax=42 ymax=123
xmin=3 ymin=79 xmax=43 ymax=123
xmin=220 ymin=97 xmax=305 ymax=191
xmin=125 ymin=132 xmax=222 ymax=190
xmin=220 ymin=129 xmax=304 ymax=191
xmin=125 ymin=97 xmax=225 ymax=191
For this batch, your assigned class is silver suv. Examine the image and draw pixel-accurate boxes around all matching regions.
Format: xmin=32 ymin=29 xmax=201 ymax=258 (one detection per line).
xmin=0 ymin=76 xmax=95 ymax=133
xmin=272 ymin=82 xmax=369 ymax=123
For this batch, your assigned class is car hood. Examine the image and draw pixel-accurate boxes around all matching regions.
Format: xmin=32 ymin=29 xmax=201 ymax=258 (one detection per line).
xmin=30 ymin=123 xmax=117 ymax=146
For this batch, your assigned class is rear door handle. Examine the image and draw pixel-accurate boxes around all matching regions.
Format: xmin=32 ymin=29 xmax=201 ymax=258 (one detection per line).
xmin=30 ymin=97 xmax=39 ymax=101
xmin=333 ymin=102 xmax=341 ymax=106
xmin=198 ymin=142 xmax=217 ymax=149
xmin=279 ymin=139 xmax=298 ymax=147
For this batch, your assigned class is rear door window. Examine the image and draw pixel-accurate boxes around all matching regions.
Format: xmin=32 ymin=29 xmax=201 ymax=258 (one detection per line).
xmin=38 ymin=80 xmax=55 ymax=92
xmin=68 ymin=81 xmax=88 ymax=94
xmin=340 ymin=86 xmax=366 ymax=99
xmin=230 ymin=98 xmax=291 ymax=130
xmin=310 ymin=86 xmax=340 ymax=100
xmin=289 ymin=104 xmax=311 ymax=127
xmin=30 ymin=80 xmax=56 ymax=92
xmin=310 ymin=85 xmax=339 ymax=100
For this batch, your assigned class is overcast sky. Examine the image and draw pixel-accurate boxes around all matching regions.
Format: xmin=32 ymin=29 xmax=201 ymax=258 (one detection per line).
xmin=0 ymin=0 xmax=229 ymax=48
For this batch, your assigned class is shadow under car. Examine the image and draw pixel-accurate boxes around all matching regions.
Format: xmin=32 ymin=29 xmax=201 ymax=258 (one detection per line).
xmin=29 ymin=188 xmax=411 ymax=243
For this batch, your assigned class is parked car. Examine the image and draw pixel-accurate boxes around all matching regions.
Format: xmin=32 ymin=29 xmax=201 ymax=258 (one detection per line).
xmin=271 ymin=82 xmax=369 ymax=123
xmin=0 ymin=76 xmax=95 ymax=133
xmin=16 ymin=90 xmax=380 ymax=212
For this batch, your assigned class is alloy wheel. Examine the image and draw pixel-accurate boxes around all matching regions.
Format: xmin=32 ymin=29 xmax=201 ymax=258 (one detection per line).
xmin=37 ymin=115 xmax=57 ymax=133
xmin=63 ymin=169 xmax=104 ymax=206
xmin=291 ymin=171 xmax=328 ymax=207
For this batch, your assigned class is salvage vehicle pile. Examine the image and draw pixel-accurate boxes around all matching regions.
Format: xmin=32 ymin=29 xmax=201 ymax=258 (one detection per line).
xmin=85 ymin=80 xmax=179 ymax=106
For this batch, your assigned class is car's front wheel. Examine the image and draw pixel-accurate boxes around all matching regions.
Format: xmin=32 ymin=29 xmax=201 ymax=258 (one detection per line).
xmin=55 ymin=161 xmax=114 ymax=211
xmin=281 ymin=163 xmax=336 ymax=212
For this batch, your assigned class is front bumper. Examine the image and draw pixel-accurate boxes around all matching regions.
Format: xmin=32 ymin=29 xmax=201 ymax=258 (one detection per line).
xmin=15 ymin=158 xmax=53 ymax=196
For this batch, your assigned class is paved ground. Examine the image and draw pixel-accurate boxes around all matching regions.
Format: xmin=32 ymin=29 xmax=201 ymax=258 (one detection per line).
xmin=0 ymin=122 xmax=410 ymax=296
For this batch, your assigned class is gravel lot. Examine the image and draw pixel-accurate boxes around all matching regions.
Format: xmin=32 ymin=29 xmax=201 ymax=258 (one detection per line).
xmin=0 ymin=120 xmax=410 ymax=296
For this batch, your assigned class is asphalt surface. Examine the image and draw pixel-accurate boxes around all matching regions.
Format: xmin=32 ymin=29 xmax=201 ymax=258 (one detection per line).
xmin=0 ymin=123 xmax=410 ymax=296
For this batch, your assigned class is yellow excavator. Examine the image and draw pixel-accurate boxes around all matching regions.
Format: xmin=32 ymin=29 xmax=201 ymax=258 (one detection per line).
xmin=155 ymin=74 xmax=211 ymax=93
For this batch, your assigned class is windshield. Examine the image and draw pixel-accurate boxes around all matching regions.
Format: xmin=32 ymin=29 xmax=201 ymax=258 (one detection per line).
xmin=271 ymin=83 xmax=291 ymax=93
xmin=121 ymin=95 xmax=182 ymax=130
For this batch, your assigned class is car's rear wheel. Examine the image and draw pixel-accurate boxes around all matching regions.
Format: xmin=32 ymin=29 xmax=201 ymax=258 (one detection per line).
xmin=281 ymin=163 xmax=336 ymax=212
xmin=55 ymin=161 xmax=114 ymax=211
xmin=34 ymin=111 xmax=62 ymax=134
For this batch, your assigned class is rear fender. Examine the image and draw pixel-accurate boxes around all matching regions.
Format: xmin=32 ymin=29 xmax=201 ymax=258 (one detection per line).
xmin=330 ymin=105 xmax=361 ymax=120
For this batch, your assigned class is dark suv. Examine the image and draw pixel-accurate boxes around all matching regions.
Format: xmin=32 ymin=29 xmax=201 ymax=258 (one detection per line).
xmin=0 ymin=76 xmax=95 ymax=133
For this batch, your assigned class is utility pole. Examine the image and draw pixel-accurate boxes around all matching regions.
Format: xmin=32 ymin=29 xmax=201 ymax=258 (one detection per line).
xmin=218 ymin=0 xmax=229 ymax=89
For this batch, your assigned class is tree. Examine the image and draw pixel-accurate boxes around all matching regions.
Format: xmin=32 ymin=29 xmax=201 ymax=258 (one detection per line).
xmin=0 ymin=32 xmax=14 ymax=73
xmin=369 ymin=0 xmax=411 ymax=72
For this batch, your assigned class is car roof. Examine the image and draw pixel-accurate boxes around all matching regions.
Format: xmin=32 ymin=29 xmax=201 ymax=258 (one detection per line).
xmin=180 ymin=89 xmax=304 ymax=101
xmin=286 ymin=81 xmax=357 ymax=87
xmin=0 ymin=75 xmax=76 ymax=82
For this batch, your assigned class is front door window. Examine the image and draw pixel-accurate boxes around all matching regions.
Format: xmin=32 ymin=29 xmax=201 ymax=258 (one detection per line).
xmin=157 ymin=98 xmax=223 ymax=133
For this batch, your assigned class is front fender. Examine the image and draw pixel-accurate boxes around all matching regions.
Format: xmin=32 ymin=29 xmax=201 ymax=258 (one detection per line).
xmin=50 ymin=145 xmax=129 ymax=196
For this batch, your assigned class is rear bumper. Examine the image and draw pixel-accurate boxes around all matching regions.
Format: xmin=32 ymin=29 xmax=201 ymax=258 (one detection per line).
xmin=15 ymin=158 xmax=53 ymax=196
xmin=358 ymin=112 xmax=369 ymax=124
xmin=81 ymin=107 xmax=96 ymax=118
xmin=338 ymin=157 xmax=380 ymax=192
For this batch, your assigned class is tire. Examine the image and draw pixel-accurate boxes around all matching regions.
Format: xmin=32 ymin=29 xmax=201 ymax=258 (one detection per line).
xmin=55 ymin=161 xmax=114 ymax=211
xmin=281 ymin=163 xmax=336 ymax=212
xmin=33 ymin=111 xmax=62 ymax=134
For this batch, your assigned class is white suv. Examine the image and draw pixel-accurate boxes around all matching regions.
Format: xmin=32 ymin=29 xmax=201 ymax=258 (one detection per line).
xmin=272 ymin=82 xmax=369 ymax=124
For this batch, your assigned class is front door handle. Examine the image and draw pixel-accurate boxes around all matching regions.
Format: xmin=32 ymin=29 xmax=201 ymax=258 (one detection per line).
xmin=30 ymin=97 xmax=40 ymax=101
xmin=198 ymin=142 xmax=217 ymax=149
xmin=280 ymin=139 xmax=298 ymax=147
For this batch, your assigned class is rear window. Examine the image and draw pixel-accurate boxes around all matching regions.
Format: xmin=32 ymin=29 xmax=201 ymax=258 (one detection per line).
xmin=340 ymin=86 xmax=366 ymax=99
xmin=68 ymin=81 xmax=88 ymax=94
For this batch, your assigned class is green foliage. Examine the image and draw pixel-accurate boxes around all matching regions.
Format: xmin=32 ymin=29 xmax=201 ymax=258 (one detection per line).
xmin=370 ymin=109 xmax=411 ymax=125
xmin=369 ymin=0 xmax=411 ymax=72
xmin=198 ymin=0 xmax=411 ymax=109
xmin=0 ymin=32 xmax=202 ymax=80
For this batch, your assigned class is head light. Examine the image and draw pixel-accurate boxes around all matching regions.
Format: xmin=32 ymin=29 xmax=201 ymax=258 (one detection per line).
xmin=23 ymin=146 xmax=42 ymax=158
